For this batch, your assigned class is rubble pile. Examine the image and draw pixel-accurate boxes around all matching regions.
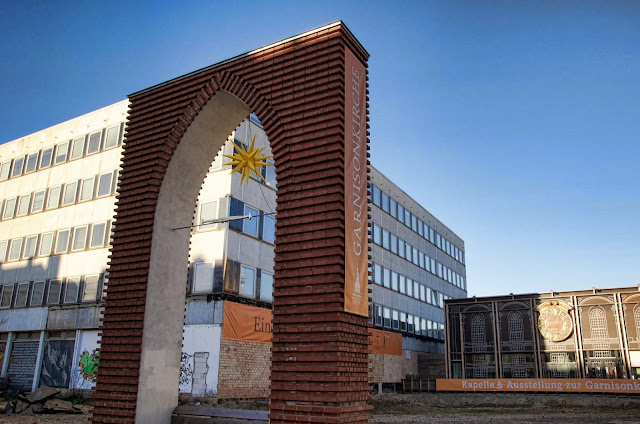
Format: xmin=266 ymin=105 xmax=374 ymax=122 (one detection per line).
xmin=1 ymin=385 xmax=82 ymax=416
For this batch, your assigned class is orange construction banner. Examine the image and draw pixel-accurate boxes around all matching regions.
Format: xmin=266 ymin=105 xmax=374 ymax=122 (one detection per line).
xmin=369 ymin=329 xmax=402 ymax=356
xmin=437 ymin=378 xmax=640 ymax=394
xmin=222 ymin=301 xmax=272 ymax=344
xmin=343 ymin=47 xmax=369 ymax=317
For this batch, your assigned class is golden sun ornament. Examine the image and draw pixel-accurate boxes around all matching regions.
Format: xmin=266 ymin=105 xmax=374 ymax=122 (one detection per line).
xmin=223 ymin=136 xmax=272 ymax=185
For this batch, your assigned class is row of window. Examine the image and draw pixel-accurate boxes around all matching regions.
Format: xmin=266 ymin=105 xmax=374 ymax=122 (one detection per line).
xmin=371 ymin=184 xmax=465 ymax=265
xmin=0 ymin=124 xmax=123 ymax=182
xmin=0 ymin=170 xmax=117 ymax=221
xmin=227 ymin=197 xmax=276 ymax=244
xmin=371 ymin=262 xmax=452 ymax=308
xmin=0 ymin=274 xmax=104 ymax=309
xmin=0 ymin=220 xmax=112 ymax=263
xmin=191 ymin=259 xmax=274 ymax=303
xmin=371 ymin=223 xmax=466 ymax=291
xmin=371 ymin=303 xmax=445 ymax=340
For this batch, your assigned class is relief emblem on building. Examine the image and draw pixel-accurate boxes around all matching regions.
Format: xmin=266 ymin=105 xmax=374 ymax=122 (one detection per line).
xmin=536 ymin=301 xmax=573 ymax=342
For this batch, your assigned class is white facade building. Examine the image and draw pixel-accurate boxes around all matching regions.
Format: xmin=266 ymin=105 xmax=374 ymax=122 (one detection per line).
xmin=0 ymin=100 xmax=465 ymax=395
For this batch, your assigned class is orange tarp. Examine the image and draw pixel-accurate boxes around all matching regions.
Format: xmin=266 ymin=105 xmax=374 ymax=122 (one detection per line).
xmin=437 ymin=378 xmax=640 ymax=394
xmin=369 ymin=329 xmax=402 ymax=356
xmin=222 ymin=301 xmax=272 ymax=344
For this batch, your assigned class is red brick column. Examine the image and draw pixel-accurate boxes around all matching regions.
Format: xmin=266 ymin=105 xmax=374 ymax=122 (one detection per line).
xmin=91 ymin=22 xmax=371 ymax=423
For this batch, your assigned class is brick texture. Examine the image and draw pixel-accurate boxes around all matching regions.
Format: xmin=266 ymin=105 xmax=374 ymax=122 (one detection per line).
xmin=218 ymin=339 xmax=270 ymax=399
xmin=370 ymin=352 xmax=418 ymax=384
xmin=91 ymin=22 xmax=372 ymax=423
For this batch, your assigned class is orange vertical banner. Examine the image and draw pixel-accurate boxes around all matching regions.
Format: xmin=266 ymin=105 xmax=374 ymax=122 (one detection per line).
xmin=344 ymin=48 xmax=369 ymax=317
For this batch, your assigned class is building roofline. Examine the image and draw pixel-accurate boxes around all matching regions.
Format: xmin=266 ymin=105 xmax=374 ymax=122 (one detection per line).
xmin=130 ymin=21 xmax=367 ymax=98
xmin=370 ymin=164 xmax=464 ymax=244
xmin=445 ymin=284 xmax=640 ymax=304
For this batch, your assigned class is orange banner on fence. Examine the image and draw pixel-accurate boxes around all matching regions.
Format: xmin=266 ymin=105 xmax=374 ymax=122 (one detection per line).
xmin=369 ymin=329 xmax=402 ymax=356
xmin=222 ymin=301 xmax=272 ymax=344
xmin=437 ymin=378 xmax=640 ymax=394
xmin=343 ymin=47 xmax=369 ymax=318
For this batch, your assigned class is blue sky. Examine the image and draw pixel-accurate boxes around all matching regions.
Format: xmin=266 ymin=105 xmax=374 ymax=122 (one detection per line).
xmin=1 ymin=1 xmax=638 ymax=296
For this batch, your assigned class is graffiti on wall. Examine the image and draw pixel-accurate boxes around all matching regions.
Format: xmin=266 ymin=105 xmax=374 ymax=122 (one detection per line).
xmin=180 ymin=353 xmax=194 ymax=387
xmin=40 ymin=340 xmax=74 ymax=387
xmin=72 ymin=349 xmax=101 ymax=389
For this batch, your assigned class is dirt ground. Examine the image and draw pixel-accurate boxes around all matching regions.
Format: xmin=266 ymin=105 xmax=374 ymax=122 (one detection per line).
xmin=1 ymin=392 xmax=639 ymax=423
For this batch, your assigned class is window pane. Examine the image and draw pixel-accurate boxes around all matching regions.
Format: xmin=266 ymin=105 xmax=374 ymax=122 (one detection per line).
xmin=40 ymin=147 xmax=53 ymax=168
xmin=383 ymin=267 xmax=390 ymax=288
xmin=83 ymin=275 xmax=100 ymax=302
xmin=260 ymin=272 xmax=274 ymax=302
xmin=31 ymin=190 xmax=45 ymax=213
xmin=372 ymin=185 xmax=380 ymax=206
xmin=104 ymin=125 xmax=120 ymax=149
xmin=14 ymin=283 xmax=29 ymax=307
xmin=0 ymin=285 xmax=13 ymax=308
xmin=263 ymin=215 xmax=276 ymax=244
xmin=90 ymin=223 xmax=106 ymax=248
xmin=63 ymin=182 xmax=78 ymax=205
xmin=72 ymin=226 xmax=88 ymax=251
xmin=9 ymin=238 xmax=23 ymax=260
xmin=46 ymin=186 xmax=61 ymax=209
xmin=414 ymin=281 xmax=420 ymax=299
xmin=97 ymin=172 xmax=113 ymax=197
xmin=390 ymin=234 xmax=397 ymax=254
xmin=70 ymin=136 xmax=85 ymax=159
xmin=23 ymin=235 xmax=37 ymax=259
xmin=399 ymin=275 xmax=406 ymax=294
xmin=373 ymin=224 xmax=381 ymax=245
xmin=265 ymin=160 xmax=277 ymax=189
xmin=383 ymin=307 xmax=391 ymax=328
xmin=382 ymin=230 xmax=389 ymax=249
xmin=392 ymin=310 xmax=399 ymax=330
xmin=193 ymin=262 xmax=214 ymax=293
xmin=55 ymin=142 xmax=69 ymax=164
xmin=11 ymin=156 xmax=25 ymax=177
xmin=391 ymin=271 xmax=398 ymax=291
xmin=374 ymin=264 xmax=381 ymax=285
xmin=17 ymin=194 xmax=31 ymax=216
xmin=389 ymin=198 xmax=397 ymax=218
xmin=0 ymin=161 xmax=10 ymax=180
xmin=87 ymin=131 xmax=102 ymax=154
xmin=39 ymin=232 xmax=54 ymax=256
xmin=243 ymin=205 xmax=259 ymax=237
xmin=397 ymin=205 xmax=404 ymax=223
xmin=64 ymin=277 xmax=80 ymax=303
xmin=31 ymin=281 xmax=45 ymax=305
xmin=239 ymin=266 xmax=256 ymax=297
xmin=398 ymin=239 xmax=405 ymax=259
xmin=381 ymin=193 xmax=389 ymax=213
xmin=25 ymin=153 xmax=38 ymax=173
xmin=0 ymin=241 xmax=7 ymax=263
xmin=199 ymin=201 xmax=218 ymax=230
xmin=420 ymin=285 xmax=426 ymax=302
xmin=3 ymin=197 xmax=16 ymax=219
xmin=55 ymin=229 xmax=70 ymax=254
xmin=47 ymin=280 xmax=62 ymax=304
xmin=404 ymin=210 xmax=411 ymax=227
xmin=79 ymin=177 xmax=95 ymax=201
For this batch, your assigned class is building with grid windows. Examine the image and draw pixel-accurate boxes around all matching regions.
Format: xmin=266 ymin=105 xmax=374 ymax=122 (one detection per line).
xmin=444 ymin=286 xmax=640 ymax=381
xmin=0 ymin=100 xmax=467 ymax=397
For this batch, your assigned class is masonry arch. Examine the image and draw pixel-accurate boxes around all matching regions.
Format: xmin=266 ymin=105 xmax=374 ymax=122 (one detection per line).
xmin=91 ymin=22 xmax=372 ymax=424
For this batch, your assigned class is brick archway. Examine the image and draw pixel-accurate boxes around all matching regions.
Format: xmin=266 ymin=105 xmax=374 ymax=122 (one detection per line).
xmin=91 ymin=22 xmax=371 ymax=424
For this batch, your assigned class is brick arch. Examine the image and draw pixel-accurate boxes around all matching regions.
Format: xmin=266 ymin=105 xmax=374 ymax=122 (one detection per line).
xmin=91 ymin=22 xmax=372 ymax=424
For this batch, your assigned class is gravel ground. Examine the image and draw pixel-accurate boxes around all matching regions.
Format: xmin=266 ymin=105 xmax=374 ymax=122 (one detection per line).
xmin=1 ymin=392 xmax=638 ymax=423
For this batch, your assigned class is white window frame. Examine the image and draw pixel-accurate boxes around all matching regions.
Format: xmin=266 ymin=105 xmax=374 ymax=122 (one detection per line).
xmin=39 ymin=146 xmax=54 ymax=169
xmin=90 ymin=222 xmax=107 ymax=248
xmin=62 ymin=181 xmax=78 ymax=205
xmin=8 ymin=238 xmax=23 ymax=261
xmin=31 ymin=189 xmax=46 ymax=213
xmin=46 ymin=185 xmax=62 ymax=210
xmin=82 ymin=274 xmax=101 ymax=302
xmin=38 ymin=232 xmax=54 ymax=256
xmin=64 ymin=276 xmax=81 ymax=304
xmin=0 ymin=160 xmax=11 ymax=181
xmin=22 ymin=235 xmax=38 ymax=259
xmin=14 ymin=282 xmax=30 ymax=308
xmin=69 ymin=136 xmax=85 ymax=160
xmin=30 ymin=280 xmax=46 ymax=306
xmin=79 ymin=176 xmax=95 ymax=202
xmin=47 ymin=279 xmax=62 ymax=305
xmin=198 ymin=200 xmax=218 ymax=230
xmin=86 ymin=131 xmax=102 ymax=155
xmin=54 ymin=141 xmax=69 ymax=164
xmin=97 ymin=171 xmax=113 ymax=197
xmin=16 ymin=193 xmax=31 ymax=217
xmin=71 ymin=225 xmax=88 ymax=251
xmin=239 ymin=264 xmax=256 ymax=298
xmin=2 ymin=197 xmax=16 ymax=219
xmin=0 ymin=240 xmax=7 ymax=263
xmin=0 ymin=285 xmax=14 ymax=308
xmin=104 ymin=124 xmax=121 ymax=150
xmin=54 ymin=229 xmax=71 ymax=254
xmin=11 ymin=156 xmax=25 ymax=177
